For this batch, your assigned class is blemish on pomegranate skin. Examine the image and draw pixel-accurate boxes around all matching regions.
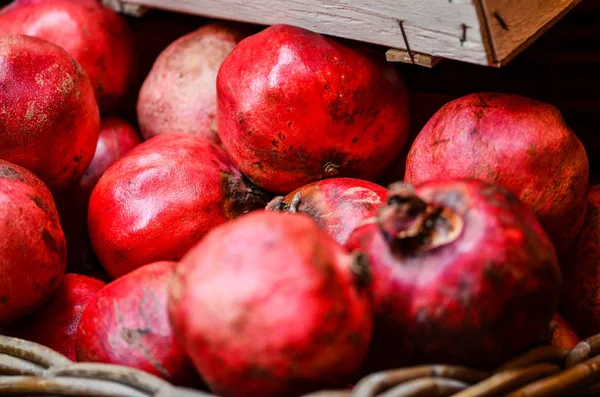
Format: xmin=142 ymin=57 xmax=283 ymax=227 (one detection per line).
xmin=41 ymin=228 xmax=59 ymax=254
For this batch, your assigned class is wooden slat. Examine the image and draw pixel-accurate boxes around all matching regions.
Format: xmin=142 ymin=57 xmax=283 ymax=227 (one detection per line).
xmin=385 ymin=49 xmax=442 ymax=68
xmin=117 ymin=0 xmax=490 ymax=65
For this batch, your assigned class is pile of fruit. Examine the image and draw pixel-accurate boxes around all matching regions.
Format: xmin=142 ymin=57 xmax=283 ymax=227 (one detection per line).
xmin=0 ymin=1 xmax=595 ymax=396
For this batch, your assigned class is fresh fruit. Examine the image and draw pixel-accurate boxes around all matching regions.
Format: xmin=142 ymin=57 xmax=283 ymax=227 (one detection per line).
xmin=547 ymin=313 xmax=580 ymax=349
xmin=56 ymin=118 xmax=140 ymax=274
xmin=405 ymin=93 xmax=589 ymax=256
xmin=0 ymin=160 xmax=66 ymax=323
xmin=217 ymin=24 xmax=410 ymax=193
xmin=0 ymin=35 xmax=99 ymax=190
xmin=88 ymin=133 xmax=270 ymax=278
xmin=8 ymin=274 xmax=106 ymax=360
xmin=266 ymin=178 xmax=387 ymax=245
xmin=76 ymin=261 xmax=197 ymax=384
xmin=561 ymin=186 xmax=600 ymax=338
xmin=0 ymin=0 xmax=136 ymax=111
xmin=346 ymin=179 xmax=561 ymax=368
xmin=138 ymin=23 xmax=248 ymax=143
xmin=169 ymin=211 xmax=372 ymax=397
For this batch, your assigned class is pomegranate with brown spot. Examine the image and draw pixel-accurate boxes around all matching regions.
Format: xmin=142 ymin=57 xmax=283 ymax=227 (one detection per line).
xmin=346 ymin=179 xmax=561 ymax=369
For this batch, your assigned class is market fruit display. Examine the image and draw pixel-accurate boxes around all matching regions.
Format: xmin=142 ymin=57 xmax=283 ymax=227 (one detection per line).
xmin=76 ymin=261 xmax=197 ymax=385
xmin=0 ymin=160 xmax=66 ymax=323
xmin=7 ymin=273 xmax=106 ymax=360
xmin=0 ymin=35 xmax=99 ymax=190
xmin=138 ymin=23 xmax=248 ymax=143
xmin=0 ymin=2 xmax=596 ymax=395
xmin=266 ymin=177 xmax=388 ymax=245
xmin=346 ymin=179 xmax=561 ymax=368
xmin=169 ymin=211 xmax=373 ymax=396
xmin=88 ymin=133 xmax=270 ymax=278
xmin=405 ymin=93 xmax=589 ymax=256
xmin=0 ymin=0 xmax=136 ymax=111
xmin=561 ymin=185 xmax=600 ymax=338
xmin=217 ymin=24 xmax=410 ymax=193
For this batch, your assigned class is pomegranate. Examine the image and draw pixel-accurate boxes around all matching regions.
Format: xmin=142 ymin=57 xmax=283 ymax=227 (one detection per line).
xmin=547 ymin=313 xmax=580 ymax=349
xmin=217 ymin=24 xmax=410 ymax=193
xmin=405 ymin=93 xmax=589 ymax=256
xmin=76 ymin=261 xmax=197 ymax=385
xmin=561 ymin=186 xmax=600 ymax=338
xmin=138 ymin=23 xmax=249 ymax=143
xmin=0 ymin=35 xmax=99 ymax=190
xmin=346 ymin=179 xmax=561 ymax=368
xmin=56 ymin=117 xmax=141 ymax=274
xmin=169 ymin=211 xmax=372 ymax=397
xmin=0 ymin=0 xmax=136 ymax=111
xmin=0 ymin=160 xmax=66 ymax=324
xmin=88 ymin=133 xmax=269 ymax=278
xmin=7 ymin=274 xmax=105 ymax=360
xmin=266 ymin=178 xmax=387 ymax=245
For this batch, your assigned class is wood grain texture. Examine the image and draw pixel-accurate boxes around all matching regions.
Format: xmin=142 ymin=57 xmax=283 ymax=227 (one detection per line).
xmin=385 ymin=49 xmax=442 ymax=68
xmin=480 ymin=0 xmax=582 ymax=62
xmin=119 ymin=0 xmax=490 ymax=65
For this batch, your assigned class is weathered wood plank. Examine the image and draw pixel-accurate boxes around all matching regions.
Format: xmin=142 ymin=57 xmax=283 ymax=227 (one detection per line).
xmin=385 ymin=49 xmax=442 ymax=68
xmin=480 ymin=0 xmax=583 ymax=63
xmin=117 ymin=0 xmax=490 ymax=65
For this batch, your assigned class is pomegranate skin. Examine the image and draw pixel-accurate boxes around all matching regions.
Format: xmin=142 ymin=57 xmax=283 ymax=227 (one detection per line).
xmin=547 ymin=313 xmax=580 ymax=349
xmin=0 ymin=35 xmax=99 ymax=190
xmin=56 ymin=118 xmax=140 ymax=274
xmin=88 ymin=133 xmax=270 ymax=278
xmin=169 ymin=211 xmax=372 ymax=397
xmin=217 ymin=24 xmax=410 ymax=193
xmin=138 ymin=23 xmax=249 ymax=143
xmin=405 ymin=93 xmax=589 ymax=256
xmin=561 ymin=186 xmax=600 ymax=338
xmin=0 ymin=160 xmax=66 ymax=323
xmin=346 ymin=179 xmax=561 ymax=368
xmin=76 ymin=262 xmax=197 ymax=385
xmin=8 ymin=274 xmax=106 ymax=360
xmin=0 ymin=0 xmax=136 ymax=111
xmin=267 ymin=178 xmax=388 ymax=245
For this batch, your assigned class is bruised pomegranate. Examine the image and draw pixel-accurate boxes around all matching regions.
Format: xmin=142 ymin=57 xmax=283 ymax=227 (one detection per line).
xmin=169 ymin=211 xmax=372 ymax=397
xmin=77 ymin=262 xmax=197 ymax=385
xmin=0 ymin=160 xmax=66 ymax=323
xmin=0 ymin=0 xmax=136 ymax=111
xmin=217 ymin=24 xmax=410 ymax=193
xmin=405 ymin=93 xmax=589 ymax=256
xmin=8 ymin=274 xmax=105 ymax=360
xmin=88 ymin=133 xmax=269 ymax=278
xmin=267 ymin=178 xmax=387 ymax=245
xmin=56 ymin=118 xmax=140 ymax=274
xmin=138 ymin=23 xmax=249 ymax=143
xmin=0 ymin=35 xmax=99 ymax=190
xmin=346 ymin=179 xmax=561 ymax=368
xmin=561 ymin=186 xmax=600 ymax=338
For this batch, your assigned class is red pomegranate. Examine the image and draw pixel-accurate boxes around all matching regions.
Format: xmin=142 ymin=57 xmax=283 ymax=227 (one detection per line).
xmin=88 ymin=133 xmax=270 ymax=278
xmin=8 ymin=274 xmax=105 ymax=360
xmin=169 ymin=211 xmax=372 ymax=397
xmin=0 ymin=35 xmax=99 ymax=190
xmin=138 ymin=23 xmax=249 ymax=143
xmin=217 ymin=24 xmax=410 ymax=193
xmin=77 ymin=261 xmax=197 ymax=385
xmin=266 ymin=178 xmax=387 ymax=245
xmin=405 ymin=93 xmax=589 ymax=256
xmin=0 ymin=0 xmax=136 ymax=111
xmin=561 ymin=186 xmax=600 ymax=338
xmin=0 ymin=160 xmax=66 ymax=323
xmin=56 ymin=117 xmax=140 ymax=274
xmin=346 ymin=179 xmax=561 ymax=368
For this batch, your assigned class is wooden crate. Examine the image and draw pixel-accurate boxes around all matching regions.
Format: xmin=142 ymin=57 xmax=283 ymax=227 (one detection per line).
xmin=104 ymin=0 xmax=582 ymax=67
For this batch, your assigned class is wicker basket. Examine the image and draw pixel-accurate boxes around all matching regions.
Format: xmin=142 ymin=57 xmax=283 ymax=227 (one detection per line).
xmin=2 ymin=333 xmax=600 ymax=397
